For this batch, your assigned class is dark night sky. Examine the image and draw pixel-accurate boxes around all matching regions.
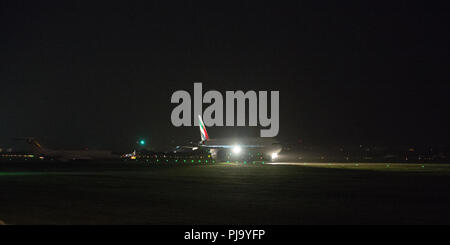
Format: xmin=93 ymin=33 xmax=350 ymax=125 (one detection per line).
xmin=1 ymin=1 xmax=449 ymax=151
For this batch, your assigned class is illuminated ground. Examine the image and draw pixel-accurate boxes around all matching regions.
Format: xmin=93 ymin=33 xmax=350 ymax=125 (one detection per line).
xmin=0 ymin=161 xmax=449 ymax=224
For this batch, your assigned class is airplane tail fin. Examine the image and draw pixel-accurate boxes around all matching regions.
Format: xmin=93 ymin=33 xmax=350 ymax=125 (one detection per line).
xmin=198 ymin=115 xmax=209 ymax=142
xmin=22 ymin=138 xmax=47 ymax=154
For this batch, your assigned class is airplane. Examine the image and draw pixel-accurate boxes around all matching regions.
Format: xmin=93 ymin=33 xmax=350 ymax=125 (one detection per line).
xmin=22 ymin=138 xmax=120 ymax=161
xmin=195 ymin=115 xmax=282 ymax=161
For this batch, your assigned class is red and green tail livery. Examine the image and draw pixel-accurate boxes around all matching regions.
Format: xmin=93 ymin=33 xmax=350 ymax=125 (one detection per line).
xmin=198 ymin=115 xmax=209 ymax=141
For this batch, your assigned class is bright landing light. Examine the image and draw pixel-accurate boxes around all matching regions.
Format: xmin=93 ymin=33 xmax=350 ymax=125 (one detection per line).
xmin=271 ymin=152 xmax=279 ymax=160
xmin=232 ymin=145 xmax=242 ymax=154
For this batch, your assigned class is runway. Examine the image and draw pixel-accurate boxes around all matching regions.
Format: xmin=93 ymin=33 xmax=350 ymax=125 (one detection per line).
xmin=0 ymin=161 xmax=449 ymax=224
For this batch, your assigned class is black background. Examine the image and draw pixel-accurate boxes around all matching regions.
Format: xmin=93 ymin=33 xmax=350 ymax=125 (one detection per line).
xmin=1 ymin=1 xmax=449 ymax=151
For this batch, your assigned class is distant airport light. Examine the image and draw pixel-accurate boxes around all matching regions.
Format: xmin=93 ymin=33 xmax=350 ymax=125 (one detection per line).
xmin=232 ymin=145 xmax=242 ymax=154
xmin=271 ymin=152 xmax=279 ymax=160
